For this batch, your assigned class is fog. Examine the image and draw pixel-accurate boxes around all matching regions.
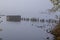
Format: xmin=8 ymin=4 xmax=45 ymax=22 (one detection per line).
xmin=0 ymin=0 xmax=52 ymax=16
xmin=0 ymin=0 xmax=58 ymax=40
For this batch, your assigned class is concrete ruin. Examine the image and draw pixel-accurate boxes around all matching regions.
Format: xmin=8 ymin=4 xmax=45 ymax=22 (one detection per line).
xmin=6 ymin=15 xmax=21 ymax=22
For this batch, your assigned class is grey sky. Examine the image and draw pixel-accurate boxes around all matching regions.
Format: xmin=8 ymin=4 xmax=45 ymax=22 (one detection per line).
xmin=0 ymin=0 xmax=53 ymax=17
xmin=0 ymin=0 xmax=57 ymax=40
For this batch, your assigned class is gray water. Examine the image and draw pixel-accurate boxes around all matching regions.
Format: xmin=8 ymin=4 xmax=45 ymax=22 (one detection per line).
xmin=0 ymin=0 xmax=60 ymax=40
xmin=0 ymin=16 xmax=54 ymax=40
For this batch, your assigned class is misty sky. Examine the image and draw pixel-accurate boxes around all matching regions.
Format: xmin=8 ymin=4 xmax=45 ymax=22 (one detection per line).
xmin=0 ymin=0 xmax=57 ymax=40
xmin=0 ymin=0 xmax=53 ymax=17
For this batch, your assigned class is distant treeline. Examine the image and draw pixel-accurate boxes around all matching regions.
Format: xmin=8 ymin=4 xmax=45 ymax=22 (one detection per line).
xmin=5 ymin=15 xmax=60 ymax=24
xmin=21 ymin=18 xmax=59 ymax=23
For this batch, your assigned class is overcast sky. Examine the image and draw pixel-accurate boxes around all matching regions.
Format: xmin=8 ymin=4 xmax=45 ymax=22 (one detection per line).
xmin=0 ymin=0 xmax=53 ymax=17
xmin=0 ymin=0 xmax=55 ymax=40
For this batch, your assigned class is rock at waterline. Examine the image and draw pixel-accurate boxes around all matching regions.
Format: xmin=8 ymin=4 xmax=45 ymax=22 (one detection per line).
xmin=0 ymin=29 xmax=2 ymax=31
xmin=51 ymin=22 xmax=60 ymax=40
xmin=0 ymin=38 xmax=2 ymax=40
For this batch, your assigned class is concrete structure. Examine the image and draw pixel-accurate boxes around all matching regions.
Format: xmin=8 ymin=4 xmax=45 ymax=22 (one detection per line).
xmin=6 ymin=15 xmax=21 ymax=22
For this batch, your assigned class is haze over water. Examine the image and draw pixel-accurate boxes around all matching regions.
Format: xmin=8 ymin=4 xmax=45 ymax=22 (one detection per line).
xmin=0 ymin=0 xmax=59 ymax=40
